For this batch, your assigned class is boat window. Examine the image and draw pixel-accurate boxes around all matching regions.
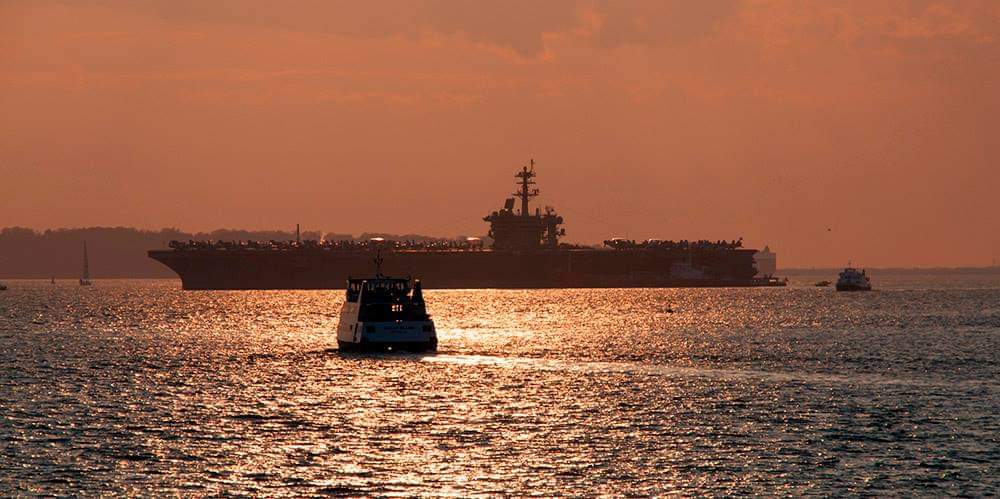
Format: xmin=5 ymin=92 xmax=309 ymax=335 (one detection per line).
xmin=358 ymin=303 xmax=392 ymax=322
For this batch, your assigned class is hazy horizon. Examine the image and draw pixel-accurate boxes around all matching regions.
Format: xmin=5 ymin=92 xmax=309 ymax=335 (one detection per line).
xmin=3 ymin=1 xmax=999 ymax=267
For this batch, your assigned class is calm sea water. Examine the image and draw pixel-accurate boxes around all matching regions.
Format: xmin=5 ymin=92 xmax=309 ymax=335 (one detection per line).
xmin=1 ymin=273 xmax=998 ymax=496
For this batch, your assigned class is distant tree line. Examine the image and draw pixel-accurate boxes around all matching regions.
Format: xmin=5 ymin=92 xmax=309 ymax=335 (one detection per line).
xmin=0 ymin=227 xmax=464 ymax=278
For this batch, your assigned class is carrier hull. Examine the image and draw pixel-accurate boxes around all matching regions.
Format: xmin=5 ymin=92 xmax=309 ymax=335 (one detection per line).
xmin=148 ymin=248 xmax=767 ymax=290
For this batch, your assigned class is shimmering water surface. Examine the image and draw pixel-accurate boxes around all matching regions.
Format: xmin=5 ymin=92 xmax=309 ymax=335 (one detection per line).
xmin=1 ymin=274 xmax=998 ymax=495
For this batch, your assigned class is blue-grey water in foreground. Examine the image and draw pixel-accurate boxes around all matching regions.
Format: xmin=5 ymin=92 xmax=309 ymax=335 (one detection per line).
xmin=1 ymin=273 xmax=998 ymax=496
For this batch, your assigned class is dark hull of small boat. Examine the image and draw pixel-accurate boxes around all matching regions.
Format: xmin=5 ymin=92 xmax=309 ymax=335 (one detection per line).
xmin=338 ymin=339 xmax=437 ymax=353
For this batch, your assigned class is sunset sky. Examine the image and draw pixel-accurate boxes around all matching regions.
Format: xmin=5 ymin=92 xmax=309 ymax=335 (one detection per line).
xmin=2 ymin=0 xmax=998 ymax=267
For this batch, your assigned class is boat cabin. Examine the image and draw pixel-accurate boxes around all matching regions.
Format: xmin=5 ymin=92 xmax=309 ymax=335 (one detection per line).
xmin=345 ymin=276 xmax=430 ymax=323
xmin=337 ymin=274 xmax=436 ymax=351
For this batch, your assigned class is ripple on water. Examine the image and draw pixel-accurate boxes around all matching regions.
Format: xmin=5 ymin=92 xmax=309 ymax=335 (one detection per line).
xmin=0 ymin=278 xmax=998 ymax=495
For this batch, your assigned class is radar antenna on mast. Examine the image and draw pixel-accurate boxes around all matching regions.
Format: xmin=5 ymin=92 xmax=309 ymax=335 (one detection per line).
xmin=514 ymin=159 xmax=539 ymax=216
xmin=369 ymin=237 xmax=386 ymax=276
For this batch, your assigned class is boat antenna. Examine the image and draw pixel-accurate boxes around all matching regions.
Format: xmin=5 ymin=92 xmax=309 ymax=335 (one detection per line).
xmin=374 ymin=248 xmax=384 ymax=277
xmin=296 ymin=224 xmax=301 ymax=245
xmin=368 ymin=237 xmax=386 ymax=276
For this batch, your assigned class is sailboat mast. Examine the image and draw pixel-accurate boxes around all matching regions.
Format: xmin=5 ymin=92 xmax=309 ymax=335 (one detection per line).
xmin=83 ymin=242 xmax=90 ymax=280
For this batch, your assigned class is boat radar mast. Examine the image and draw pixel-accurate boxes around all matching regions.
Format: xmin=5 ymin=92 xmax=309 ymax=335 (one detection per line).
xmin=514 ymin=159 xmax=539 ymax=217
xmin=370 ymin=237 xmax=386 ymax=276
xmin=374 ymin=248 xmax=384 ymax=276
xmin=483 ymin=159 xmax=565 ymax=250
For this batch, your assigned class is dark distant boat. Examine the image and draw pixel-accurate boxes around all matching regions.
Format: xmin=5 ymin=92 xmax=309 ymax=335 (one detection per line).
xmin=0 ymin=283 xmax=7 ymax=291
xmin=149 ymin=160 xmax=784 ymax=290
xmin=336 ymin=248 xmax=437 ymax=352
xmin=79 ymin=242 xmax=92 ymax=286
xmin=836 ymin=266 xmax=871 ymax=291
xmin=815 ymin=280 xmax=831 ymax=287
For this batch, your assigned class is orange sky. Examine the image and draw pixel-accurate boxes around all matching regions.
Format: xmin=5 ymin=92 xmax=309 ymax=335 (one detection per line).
xmin=1 ymin=0 xmax=998 ymax=267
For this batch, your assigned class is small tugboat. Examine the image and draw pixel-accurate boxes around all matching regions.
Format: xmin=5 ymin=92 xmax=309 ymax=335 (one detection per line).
xmin=0 ymin=283 xmax=7 ymax=291
xmin=836 ymin=266 xmax=871 ymax=291
xmin=336 ymin=250 xmax=437 ymax=352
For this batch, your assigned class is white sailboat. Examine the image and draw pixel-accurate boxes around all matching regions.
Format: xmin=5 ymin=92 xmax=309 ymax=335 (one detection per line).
xmin=79 ymin=242 xmax=92 ymax=286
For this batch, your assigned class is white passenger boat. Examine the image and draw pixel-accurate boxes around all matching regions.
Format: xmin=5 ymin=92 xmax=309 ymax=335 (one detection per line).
xmin=836 ymin=266 xmax=871 ymax=291
xmin=336 ymin=253 xmax=437 ymax=352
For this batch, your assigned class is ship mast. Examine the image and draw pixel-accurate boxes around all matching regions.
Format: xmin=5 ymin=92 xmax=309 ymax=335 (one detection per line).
xmin=514 ymin=159 xmax=539 ymax=217
xmin=483 ymin=159 xmax=564 ymax=250
xmin=82 ymin=242 xmax=90 ymax=280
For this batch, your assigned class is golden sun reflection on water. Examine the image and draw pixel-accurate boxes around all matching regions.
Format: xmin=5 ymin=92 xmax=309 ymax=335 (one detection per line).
xmin=0 ymin=279 xmax=998 ymax=495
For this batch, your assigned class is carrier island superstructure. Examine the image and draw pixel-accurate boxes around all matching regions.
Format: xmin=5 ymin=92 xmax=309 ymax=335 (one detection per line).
xmin=149 ymin=161 xmax=781 ymax=289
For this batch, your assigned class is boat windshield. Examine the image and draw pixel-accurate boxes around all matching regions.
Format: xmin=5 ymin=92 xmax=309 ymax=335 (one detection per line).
xmin=346 ymin=278 xmax=409 ymax=302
